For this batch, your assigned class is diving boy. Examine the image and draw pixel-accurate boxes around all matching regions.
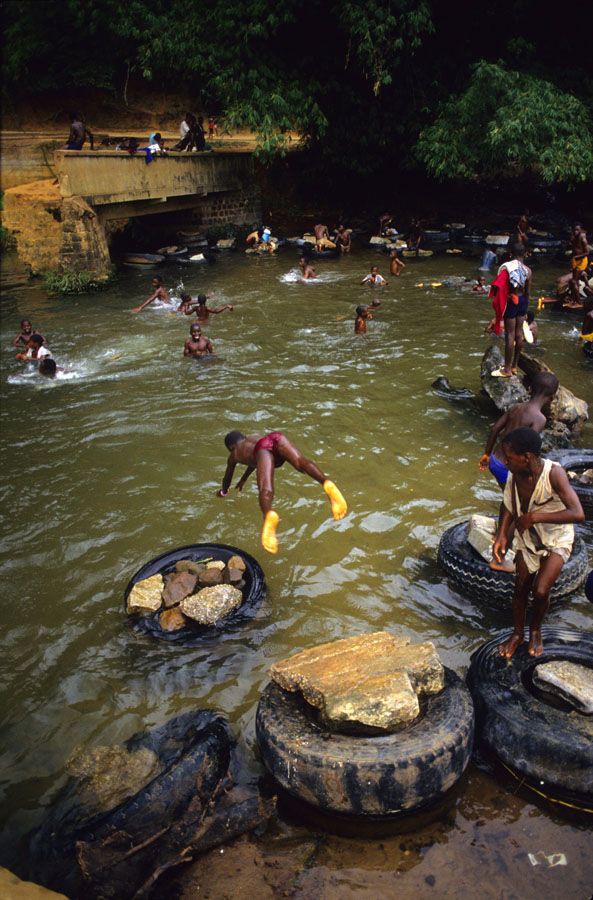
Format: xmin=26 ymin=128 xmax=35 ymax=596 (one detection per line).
xmin=217 ymin=431 xmax=347 ymax=554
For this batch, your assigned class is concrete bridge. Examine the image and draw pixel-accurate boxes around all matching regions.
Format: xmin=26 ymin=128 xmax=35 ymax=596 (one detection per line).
xmin=3 ymin=149 xmax=261 ymax=276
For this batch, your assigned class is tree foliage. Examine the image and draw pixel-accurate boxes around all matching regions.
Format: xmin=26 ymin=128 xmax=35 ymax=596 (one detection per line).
xmin=416 ymin=62 xmax=593 ymax=186
xmin=2 ymin=0 xmax=592 ymax=185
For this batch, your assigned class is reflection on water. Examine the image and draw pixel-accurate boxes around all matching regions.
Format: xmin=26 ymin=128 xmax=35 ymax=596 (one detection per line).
xmin=0 ymin=247 xmax=591 ymax=892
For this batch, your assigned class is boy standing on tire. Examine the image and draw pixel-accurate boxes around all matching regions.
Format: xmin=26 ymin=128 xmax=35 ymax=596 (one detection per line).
xmin=493 ymin=428 xmax=584 ymax=659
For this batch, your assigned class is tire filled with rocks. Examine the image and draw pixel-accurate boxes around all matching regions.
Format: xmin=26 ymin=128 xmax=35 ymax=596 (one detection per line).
xmin=256 ymin=632 xmax=474 ymax=816
xmin=124 ymin=543 xmax=266 ymax=641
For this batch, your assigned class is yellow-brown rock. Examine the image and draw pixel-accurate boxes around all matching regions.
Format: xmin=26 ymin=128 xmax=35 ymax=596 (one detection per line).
xmin=0 ymin=868 xmax=67 ymax=899
xmin=270 ymin=632 xmax=444 ymax=733
xmin=159 ymin=607 xmax=189 ymax=632
xmin=227 ymin=555 xmax=246 ymax=572
xmin=126 ymin=574 xmax=164 ymax=615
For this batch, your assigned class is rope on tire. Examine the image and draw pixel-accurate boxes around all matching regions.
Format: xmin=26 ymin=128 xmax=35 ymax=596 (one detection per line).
xmin=499 ymin=760 xmax=593 ymax=815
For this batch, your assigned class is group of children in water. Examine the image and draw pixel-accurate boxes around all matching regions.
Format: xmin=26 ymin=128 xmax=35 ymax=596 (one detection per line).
xmin=12 ymin=319 xmax=61 ymax=378
xmin=10 ymin=227 xmax=588 ymax=659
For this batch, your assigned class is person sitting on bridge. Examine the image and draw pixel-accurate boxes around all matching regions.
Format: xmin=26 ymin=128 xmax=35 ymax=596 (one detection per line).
xmin=131 ymin=277 xmax=170 ymax=312
xmin=65 ymin=112 xmax=94 ymax=151
xmin=217 ymin=430 xmax=348 ymax=554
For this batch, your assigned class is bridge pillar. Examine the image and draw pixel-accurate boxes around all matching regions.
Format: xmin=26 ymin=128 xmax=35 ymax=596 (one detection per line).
xmin=3 ymin=181 xmax=111 ymax=278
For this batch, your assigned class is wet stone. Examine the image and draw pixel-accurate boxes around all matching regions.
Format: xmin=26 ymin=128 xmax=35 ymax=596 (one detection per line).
xmin=66 ymin=745 xmax=160 ymax=817
xmin=206 ymin=560 xmax=226 ymax=570
xmin=159 ymin=607 xmax=189 ymax=632
xmin=533 ymin=661 xmax=593 ymax=713
xmin=270 ymin=632 xmax=445 ymax=734
xmin=180 ymin=584 xmax=243 ymax=625
xmin=199 ymin=568 xmax=223 ymax=587
xmin=175 ymin=559 xmax=207 ymax=576
xmin=127 ymin=574 xmax=164 ymax=615
xmin=226 ymin=568 xmax=243 ymax=584
xmin=161 ymin=572 xmax=197 ymax=608
xmin=227 ymin=555 xmax=246 ymax=572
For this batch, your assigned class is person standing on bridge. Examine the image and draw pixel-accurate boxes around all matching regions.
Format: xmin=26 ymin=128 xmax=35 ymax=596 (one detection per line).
xmin=64 ymin=112 xmax=94 ymax=150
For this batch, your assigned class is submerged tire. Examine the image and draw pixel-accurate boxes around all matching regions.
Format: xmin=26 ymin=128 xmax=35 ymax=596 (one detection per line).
xmin=467 ymin=628 xmax=593 ymax=798
xmin=437 ymin=520 xmax=588 ymax=602
xmin=256 ymin=668 xmax=474 ymax=816
xmin=124 ymin=543 xmax=266 ymax=641
xmin=545 ymin=449 xmax=593 ymax=519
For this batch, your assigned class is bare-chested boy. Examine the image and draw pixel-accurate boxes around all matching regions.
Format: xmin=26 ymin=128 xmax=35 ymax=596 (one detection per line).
xmin=479 ymin=372 xmax=559 ymax=488
xmin=299 ymin=257 xmax=317 ymax=280
xmin=12 ymin=319 xmax=37 ymax=348
xmin=355 ymin=305 xmax=370 ymax=334
xmin=389 ymin=250 xmax=405 ymax=277
xmin=569 ymin=223 xmax=589 ymax=306
xmin=193 ymin=294 xmax=233 ymax=320
xmin=217 ymin=431 xmax=347 ymax=554
xmin=183 ymin=322 xmax=213 ymax=358
xmin=131 ymin=277 xmax=170 ymax=313
xmin=493 ymin=427 xmax=584 ymax=659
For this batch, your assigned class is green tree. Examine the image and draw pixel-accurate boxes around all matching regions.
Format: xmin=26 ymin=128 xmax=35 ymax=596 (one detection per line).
xmin=416 ymin=61 xmax=593 ymax=187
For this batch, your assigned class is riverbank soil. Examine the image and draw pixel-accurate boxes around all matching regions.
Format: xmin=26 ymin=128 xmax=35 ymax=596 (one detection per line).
xmin=172 ymin=766 xmax=593 ymax=899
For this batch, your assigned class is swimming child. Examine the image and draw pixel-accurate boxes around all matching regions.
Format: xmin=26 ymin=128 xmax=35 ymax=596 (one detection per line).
xmin=38 ymin=358 xmax=63 ymax=378
xmin=15 ymin=333 xmax=51 ymax=361
xmin=355 ymin=305 xmax=370 ymax=334
xmin=131 ymin=277 xmax=170 ymax=313
xmin=493 ymin=427 xmax=584 ymax=658
xmin=389 ymin=251 xmax=405 ymax=277
xmin=183 ymin=322 xmax=213 ymax=358
xmin=362 ymin=266 xmax=388 ymax=287
xmin=299 ymin=257 xmax=317 ymax=280
xmin=193 ymin=294 xmax=234 ymax=320
xmin=217 ymin=430 xmax=347 ymax=554
xmin=472 ymin=276 xmax=488 ymax=293
xmin=12 ymin=319 xmax=37 ymax=348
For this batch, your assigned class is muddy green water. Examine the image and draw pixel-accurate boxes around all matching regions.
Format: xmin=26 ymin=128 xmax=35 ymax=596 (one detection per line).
xmin=1 ymin=247 xmax=592 ymax=895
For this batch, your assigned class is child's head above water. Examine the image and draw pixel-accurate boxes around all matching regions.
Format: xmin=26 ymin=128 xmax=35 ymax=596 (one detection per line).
xmin=28 ymin=333 xmax=44 ymax=348
xmin=38 ymin=357 xmax=57 ymax=379
xmin=356 ymin=305 xmax=368 ymax=317
xmin=526 ymin=310 xmax=535 ymax=324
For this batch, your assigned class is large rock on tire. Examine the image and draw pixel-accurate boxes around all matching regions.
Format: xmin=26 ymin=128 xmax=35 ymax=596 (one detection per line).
xmin=255 ymin=668 xmax=474 ymax=816
xmin=467 ymin=627 xmax=593 ymax=799
xmin=437 ymin=520 xmax=588 ymax=603
xmin=545 ymin=448 xmax=593 ymax=520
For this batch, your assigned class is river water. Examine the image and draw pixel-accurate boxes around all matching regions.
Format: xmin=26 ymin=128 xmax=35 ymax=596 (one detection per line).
xmin=1 ymin=246 xmax=592 ymax=896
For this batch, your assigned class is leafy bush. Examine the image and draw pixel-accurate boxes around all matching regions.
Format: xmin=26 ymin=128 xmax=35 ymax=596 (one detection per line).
xmin=44 ymin=270 xmax=109 ymax=294
xmin=416 ymin=61 xmax=593 ymax=187
xmin=0 ymin=225 xmax=16 ymax=250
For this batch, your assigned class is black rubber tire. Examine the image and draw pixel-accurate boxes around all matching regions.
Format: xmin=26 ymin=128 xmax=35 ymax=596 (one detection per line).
xmin=437 ymin=520 xmax=588 ymax=602
xmin=545 ymin=449 xmax=593 ymax=519
xmin=467 ymin=627 xmax=593 ymax=797
xmin=300 ymin=242 xmax=339 ymax=259
xmin=255 ymin=668 xmax=474 ymax=816
xmin=124 ymin=543 xmax=266 ymax=642
xmin=423 ymin=229 xmax=451 ymax=243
